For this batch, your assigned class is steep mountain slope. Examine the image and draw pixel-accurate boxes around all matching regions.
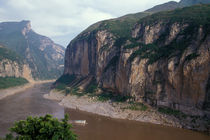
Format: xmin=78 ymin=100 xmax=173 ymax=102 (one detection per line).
xmin=0 ymin=45 xmax=33 ymax=81
xmin=0 ymin=20 xmax=65 ymax=80
xmin=62 ymin=4 xmax=210 ymax=117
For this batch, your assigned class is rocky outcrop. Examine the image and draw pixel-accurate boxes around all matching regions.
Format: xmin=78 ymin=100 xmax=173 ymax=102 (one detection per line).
xmin=0 ymin=45 xmax=33 ymax=81
xmin=0 ymin=20 xmax=65 ymax=80
xmin=128 ymin=23 xmax=210 ymax=116
xmin=63 ymin=5 xmax=210 ymax=116
xmin=0 ymin=59 xmax=33 ymax=82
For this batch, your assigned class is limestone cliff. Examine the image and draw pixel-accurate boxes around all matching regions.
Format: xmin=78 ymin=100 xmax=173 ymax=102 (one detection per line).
xmin=0 ymin=60 xmax=33 ymax=82
xmin=0 ymin=45 xmax=33 ymax=82
xmin=63 ymin=5 xmax=210 ymax=116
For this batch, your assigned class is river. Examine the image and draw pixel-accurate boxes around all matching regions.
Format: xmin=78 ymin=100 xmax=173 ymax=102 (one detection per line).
xmin=0 ymin=83 xmax=209 ymax=140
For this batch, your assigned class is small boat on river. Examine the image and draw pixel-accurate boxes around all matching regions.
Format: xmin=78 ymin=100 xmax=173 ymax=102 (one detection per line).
xmin=69 ymin=120 xmax=87 ymax=125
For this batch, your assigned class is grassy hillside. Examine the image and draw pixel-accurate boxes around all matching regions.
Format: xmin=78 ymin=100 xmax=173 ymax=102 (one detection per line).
xmin=0 ymin=77 xmax=28 ymax=89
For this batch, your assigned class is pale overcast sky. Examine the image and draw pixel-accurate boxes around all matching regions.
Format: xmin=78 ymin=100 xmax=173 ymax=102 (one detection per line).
xmin=0 ymin=0 xmax=179 ymax=47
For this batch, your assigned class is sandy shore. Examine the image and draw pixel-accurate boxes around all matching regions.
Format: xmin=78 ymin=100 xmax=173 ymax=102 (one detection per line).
xmin=44 ymin=90 xmax=182 ymax=128
xmin=0 ymin=80 xmax=54 ymax=100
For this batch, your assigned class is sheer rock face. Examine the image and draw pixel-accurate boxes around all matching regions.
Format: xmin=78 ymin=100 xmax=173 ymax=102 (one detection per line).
xmin=64 ymin=13 xmax=210 ymax=116
xmin=129 ymin=22 xmax=210 ymax=115
xmin=0 ymin=59 xmax=33 ymax=82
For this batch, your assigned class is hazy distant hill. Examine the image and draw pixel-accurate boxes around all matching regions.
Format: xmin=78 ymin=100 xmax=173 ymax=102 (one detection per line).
xmin=0 ymin=20 xmax=65 ymax=80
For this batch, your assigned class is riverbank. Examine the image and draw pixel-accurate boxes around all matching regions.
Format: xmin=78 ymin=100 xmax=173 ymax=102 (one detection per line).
xmin=44 ymin=90 xmax=210 ymax=133
xmin=0 ymin=80 xmax=55 ymax=100
xmin=44 ymin=90 xmax=182 ymax=126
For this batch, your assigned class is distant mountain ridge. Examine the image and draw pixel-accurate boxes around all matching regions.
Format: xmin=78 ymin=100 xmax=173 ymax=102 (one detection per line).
xmin=0 ymin=20 xmax=65 ymax=80
xmin=146 ymin=0 xmax=210 ymax=13
xmin=180 ymin=0 xmax=210 ymax=6
xmin=145 ymin=1 xmax=180 ymax=13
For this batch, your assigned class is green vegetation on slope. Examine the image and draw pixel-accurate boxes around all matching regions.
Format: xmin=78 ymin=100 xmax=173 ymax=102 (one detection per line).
xmin=85 ymin=78 xmax=98 ymax=94
xmin=127 ymin=43 xmax=162 ymax=64
xmin=138 ymin=4 xmax=210 ymax=25
xmin=0 ymin=45 xmax=23 ymax=64
xmin=75 ymin=3 xmax=210 ymax=42
xmin=158 ymin=107 xmax=187 ymax=118
xmin=123 ymin=102 xmax=148 ymax=111
xmin=1 ymin=114 xmax=77 ymax=140
xmin=56 ymin=74 xmax=76 ymax=85
xmin=54 ymin=74 xmax=134 ymax=102
xmin=128 ymin=30 xmax=200 ymax=64
xmin=0 ymin=31 xmax=28 ymax=56
xmin=54 ymin=74 xmax=77 ymax=91
xmin=72 ymin=12 xmax=151 ymax=43
xmin=93 ymin=92 xmax=132 ymax=102
xmin=73 ymin=5 xmax=210 ymax=66
xmin=98 ymin=13 xmax=149 ymax=38
xmin=54 ymin=74 xmax=148 ymax=111
xmin=0 ymin=77 xmax=28 ymax=89
xmin=128 ymin=4 xmax=210 ymax=64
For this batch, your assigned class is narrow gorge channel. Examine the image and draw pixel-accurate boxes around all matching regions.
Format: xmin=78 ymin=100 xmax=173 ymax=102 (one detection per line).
xmin=0 ymin=83 xmax=209 ymax=140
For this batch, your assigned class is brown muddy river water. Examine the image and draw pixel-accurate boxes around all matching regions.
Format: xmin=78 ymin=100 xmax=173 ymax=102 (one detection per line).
xmin=0 ymin=83 xmax=209 ymax=140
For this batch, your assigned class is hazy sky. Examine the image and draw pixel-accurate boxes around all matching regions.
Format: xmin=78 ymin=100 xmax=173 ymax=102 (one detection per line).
xmin=0 ymin=0 xmax=179 ymax=47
